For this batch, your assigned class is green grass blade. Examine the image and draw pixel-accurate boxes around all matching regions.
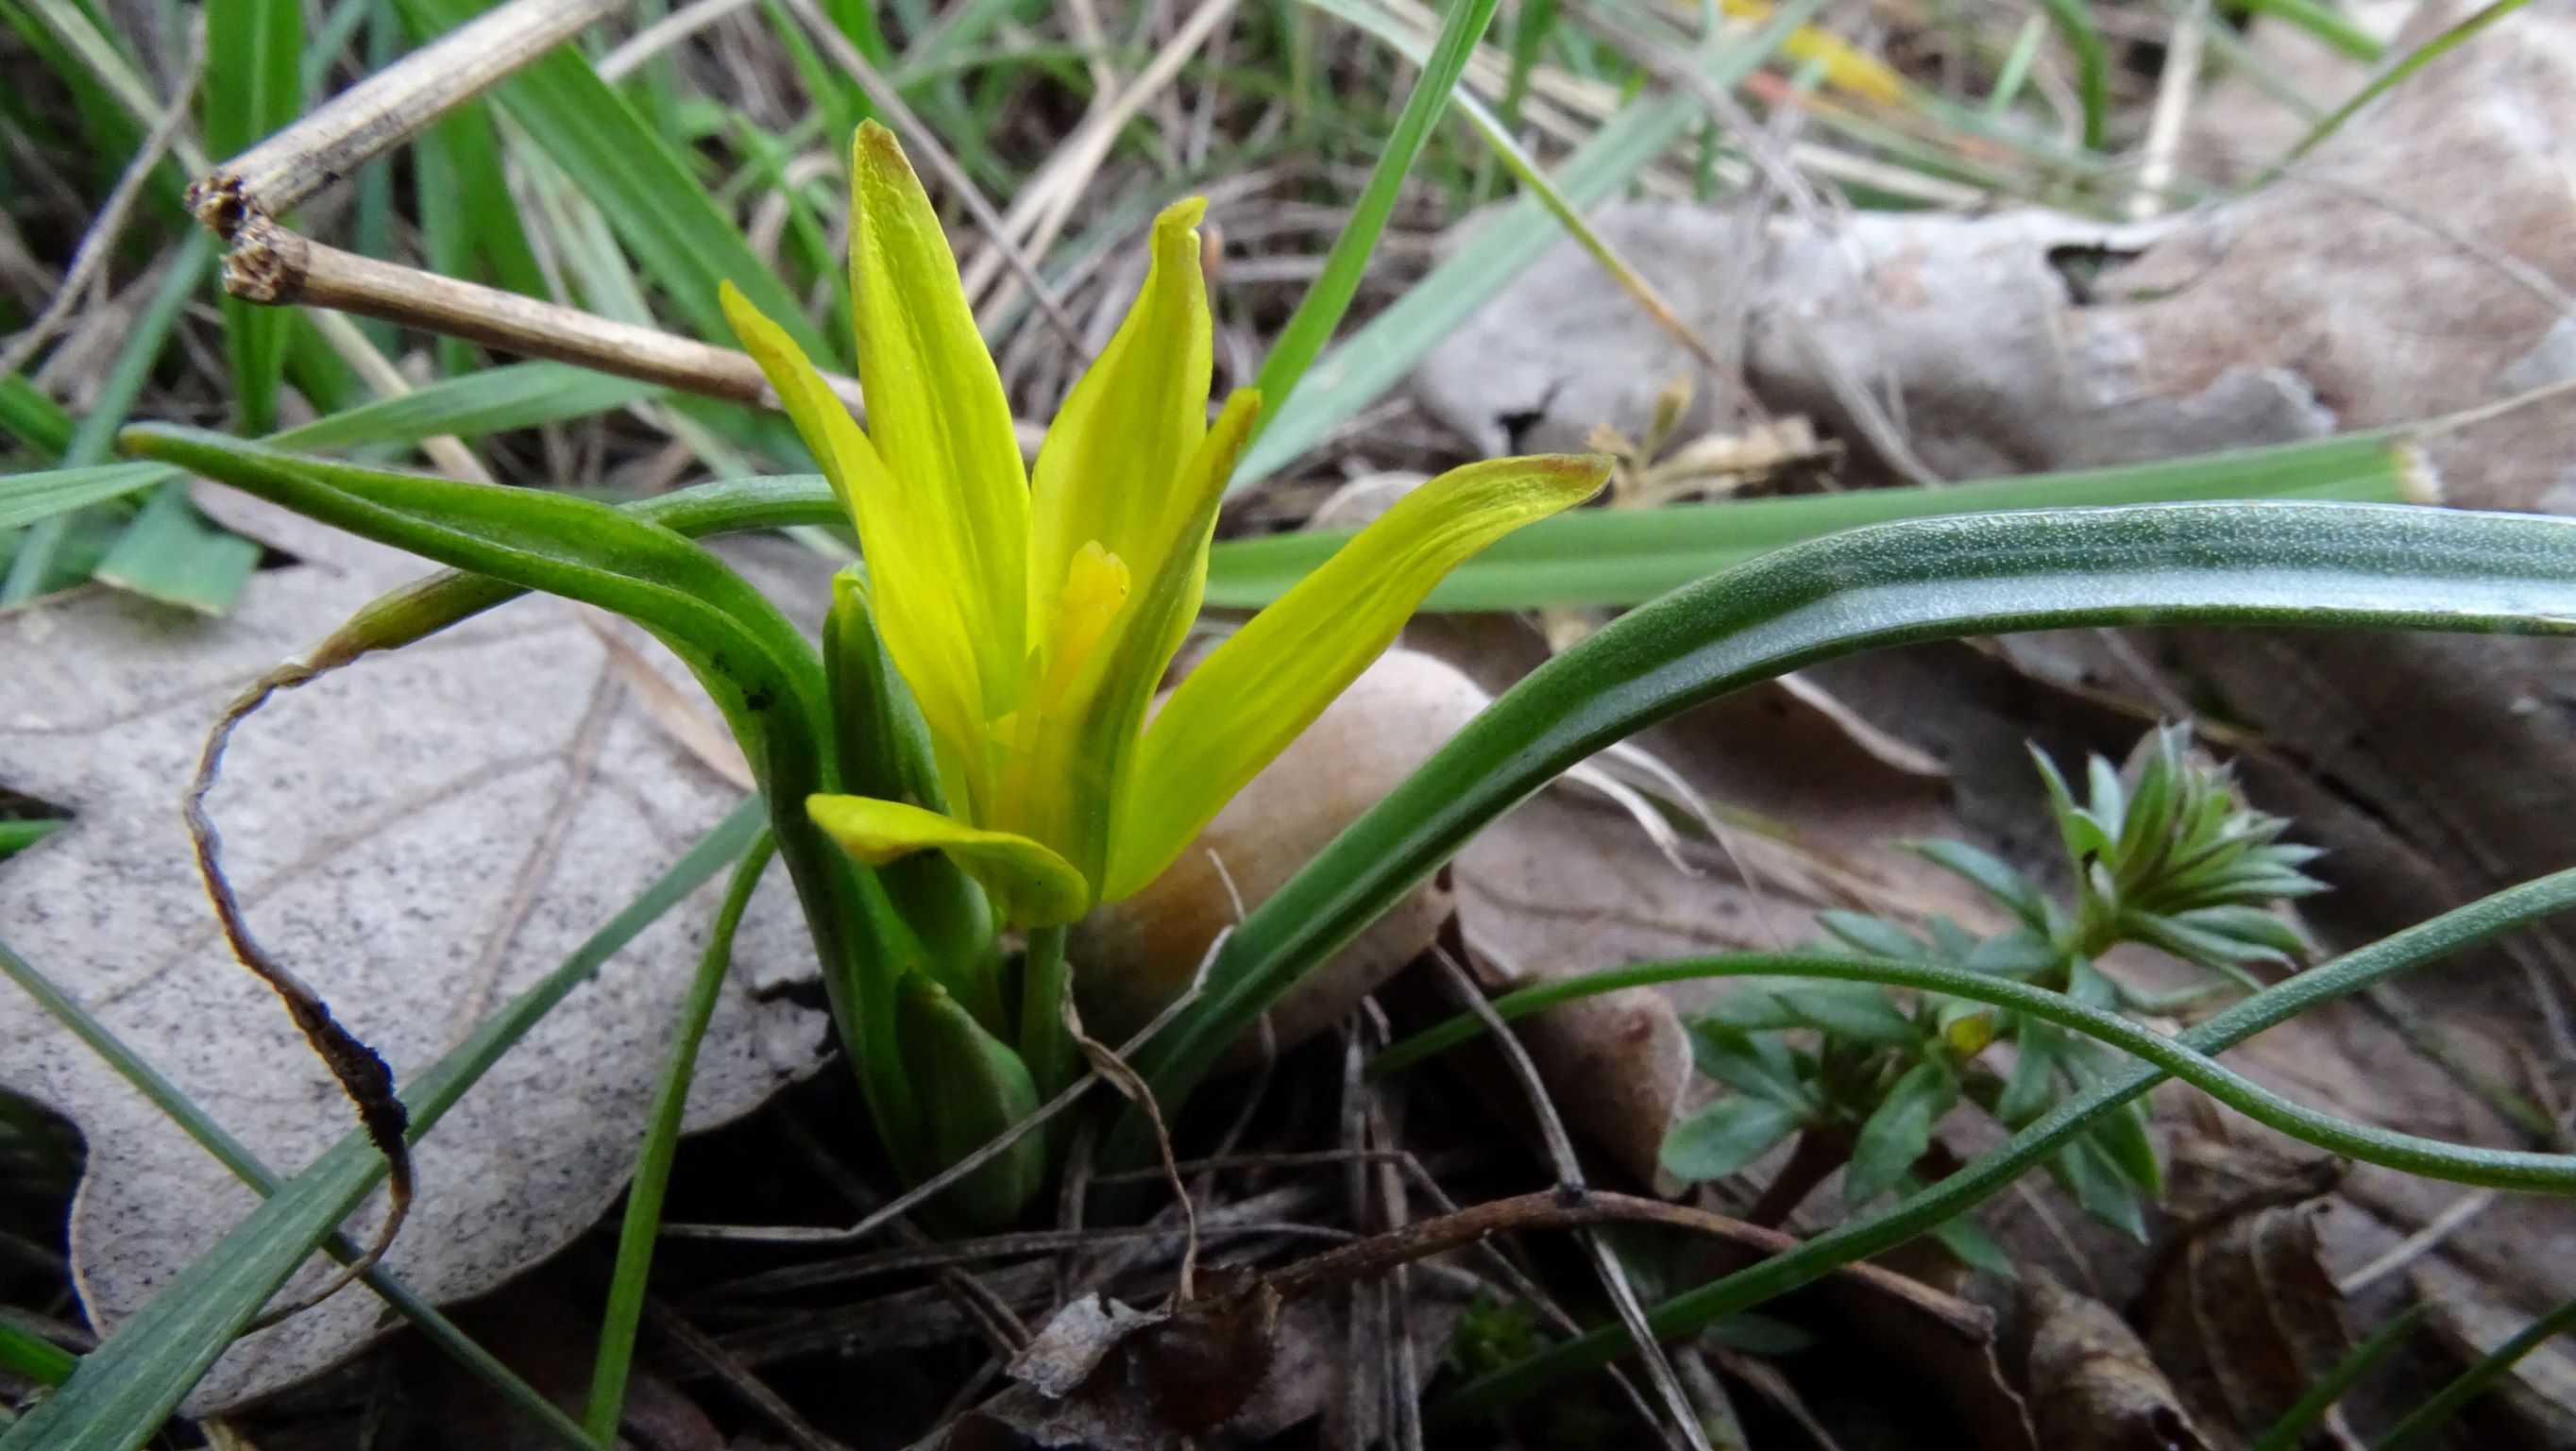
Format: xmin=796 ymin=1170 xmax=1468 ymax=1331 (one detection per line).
xmin=1443 ymin=869 xmax=2576 ymax=1416
xmin=0 ymin=1318 xmax=75 ymax=1389
xmin=0 ymin=939 xmax=597 ymax=1449
xmin=272 ymin=363 xmax=661 ymax=451
xmin=0 ymin=801 xmax=764 ymax=1451
xmin=205 ymin=0 xmax=303 ymax=433
xmin=584 ymin=836 xmax=773 ymax=1441
xmin=2032 ymin=0 xmax=2109 ymax=151
xmin=0 ymin=378 xmax=76 ymax=455
xmin=1245 ymin=0 xmax=1502 ymax=431
xmin=1207 ymin=430 xmax=2422 ymax=610
xmin=2249 ymin=1301 xmax=2428 ymax=1451
xmin=0 ymin=464 xmax=171 ymax=529
xmin=2372 ymin=1292 xmax=2576 ymax=1451
xmin=2 ymin=230 xmax=214 ymax=604
xmin=395 ymin=0 xmax=827 ymax=362
xmin=2279 ymin=0 xmax=2533 ymax=169
xmin=116 ymin=428 xmax=925 ymax=1178
xmin=91 ymin=481 xmax=264 ymax=615
xmin=1366 ymin=952 xmax=2576 ymax=1189
xmin=1229 ymin=0 xmax=1831 ymax=489
xmin=1128 ymin=500 xmax=2576 ymax=1158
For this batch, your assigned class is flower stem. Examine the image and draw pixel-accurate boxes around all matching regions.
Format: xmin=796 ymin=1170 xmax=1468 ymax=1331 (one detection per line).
xmin=1018 ymin=923 xmax=1074 ymax=1101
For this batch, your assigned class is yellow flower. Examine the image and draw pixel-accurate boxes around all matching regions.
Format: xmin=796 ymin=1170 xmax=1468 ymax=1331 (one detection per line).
xmin=723 ymin=121 xmax=1604 ymax=926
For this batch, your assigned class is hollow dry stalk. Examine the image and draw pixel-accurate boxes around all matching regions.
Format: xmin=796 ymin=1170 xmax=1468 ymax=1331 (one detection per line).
xmin=191 ymin=0 xmax=633 ymax=234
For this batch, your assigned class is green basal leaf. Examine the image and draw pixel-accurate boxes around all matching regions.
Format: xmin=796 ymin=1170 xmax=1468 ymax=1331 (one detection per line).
xmin=1127 ymin=500 xmax=2576 ymax=1164
xmin=898 ymin=971 xmax=1045 ymax=1227
xmin=114 ymin=429 xmax=928 ymax=1171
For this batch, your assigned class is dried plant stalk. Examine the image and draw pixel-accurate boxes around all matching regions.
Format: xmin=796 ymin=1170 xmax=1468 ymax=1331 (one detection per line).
xmin=223 ymin=217 xmax=857 ymax=412
xmin=190 ymin=0 xmax=631 ymax=234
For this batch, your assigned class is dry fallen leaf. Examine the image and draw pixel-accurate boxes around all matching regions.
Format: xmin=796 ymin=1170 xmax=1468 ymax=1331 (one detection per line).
xmin=2138 ymin=1175 xmax=2358 ymax=1449
xmin=0 ymin=488 xmax=828 ymax=1411
xmin=2023 ymin=1269 xmax=2213 ymax=1451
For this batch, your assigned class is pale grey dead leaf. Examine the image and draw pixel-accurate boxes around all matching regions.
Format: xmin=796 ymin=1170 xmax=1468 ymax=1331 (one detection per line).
xmin=0 ymin=488 xmax=830 ymax=1411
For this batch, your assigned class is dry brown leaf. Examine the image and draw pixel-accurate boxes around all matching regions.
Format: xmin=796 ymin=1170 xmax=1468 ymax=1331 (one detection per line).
xmin=2137 ymin=1181 xmax=2358 ymax=1449
xmin=0 ymin=489 xmax=828 ymax=1410
xmin=2023 ymin=1269 xmax=2213 ymax=1451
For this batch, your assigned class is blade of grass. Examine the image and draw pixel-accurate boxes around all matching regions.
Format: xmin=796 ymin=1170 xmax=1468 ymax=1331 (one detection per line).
xmin=1364 ymin=952 xmax=2576 ymax=1189
xmin=1 ymin=363 xmax=661 ymax=532
xmin=0 ymin=799 xmax=764 ymax=1451
xmin=394 ymin=0 xmax=829 ymax=362
xmin=0 ymin=820 xmax=64 ymax=860
xmin=2033 ymin=0 xmax=2109 ymax=150
xmin=1208 ymin=430 xmax=2424 ymax=609
xmin=2275 ymin=0 xmax=2532 ymax=169
xmin=1 ymin=230 xmax=215 ymax=605
xmin=92 ymin=481 xmax=265 ymax=614
xmin=2372 ymin=1293 xmax=2576 ymax=1450
xmin=205 ymin=0 xmax=303 ymax=433
xmin=1245 ymin=0 xmax=1502 ymax=433
xmin=0 ymin=939 xmax=599 ymax=1450
xmin=583 ymin=835 xmax=774 ymax=1440
xmin=1230 ymin=0 xmax=1831 ymax=488
xmin=1126 ymin=501 xmax=2576 ymax=1177
xmin=1440 ymin=869 xmax=2576 ymax=1416
xmin=2249 ymin=1300 xmax=2429 ymax=1451
xmin=0 ymin=1319 xmax=74 ymax=1389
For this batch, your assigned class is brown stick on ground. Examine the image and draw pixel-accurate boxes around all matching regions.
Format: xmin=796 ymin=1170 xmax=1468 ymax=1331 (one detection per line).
xmin=190 ymin=0 xmax=633 ymax=235
xmin=221 ymin=215 xmax=855 ymax=412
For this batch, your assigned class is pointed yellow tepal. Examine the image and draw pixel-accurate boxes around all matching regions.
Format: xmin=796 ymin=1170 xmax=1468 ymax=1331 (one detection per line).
xmin=727 ymin=121 xmax=1606 ymax=926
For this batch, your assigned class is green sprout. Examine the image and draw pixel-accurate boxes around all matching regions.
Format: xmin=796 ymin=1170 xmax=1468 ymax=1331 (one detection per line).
xmin=1662 ymin=724 xmax=2326 ymax=1248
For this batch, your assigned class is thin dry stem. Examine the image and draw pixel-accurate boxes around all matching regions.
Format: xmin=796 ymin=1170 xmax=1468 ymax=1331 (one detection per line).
xmin=192 ymin=0 xmax=631 ymax=233
xmin=770 ymin=0 xmax=1085 ymax=351
xmin=1429 ymin=947 xmax=1709 ymax=1451
xmin=0 ymin=55 xmax=198 ymax=379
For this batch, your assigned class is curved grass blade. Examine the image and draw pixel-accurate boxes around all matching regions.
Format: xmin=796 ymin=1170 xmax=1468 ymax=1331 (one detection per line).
xmin=1127 ymin=500 xmax=2576 ymax=1158
xmin=2248 ymin=1300 xmax=2428 ymax=1451
xmin=2372 ymin=1292 xmax=2576 ymax=1451
xmin=1207 ymin=430 xmax=2423 ymax=610
xmin=1229 ymin=0 xmax=1832 ymax=489
xmin=116 ymin=427 xmax=922 ymax=1164
xmin=0 ymin=801 xmax=765 ymax=1451
xmin=585 ymin=835 xmax=775 ymax=1441
xmin=1369 ymin=952 xmax=2576 ymax=1190
xmin=0 ymin=939 xmax=596 ymax=1449
xmin=1246 ymin=0 xmax=1503 ymax=429
xmin=1443 ymin=867 xmax=2576 ymax=1417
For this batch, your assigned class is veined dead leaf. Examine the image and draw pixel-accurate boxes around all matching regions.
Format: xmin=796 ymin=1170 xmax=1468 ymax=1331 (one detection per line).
xmin=0 ymin=488 xmax=829 ymax=1410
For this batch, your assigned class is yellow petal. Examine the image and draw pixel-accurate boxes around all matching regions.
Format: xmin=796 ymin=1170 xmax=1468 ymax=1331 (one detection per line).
xmin=1010 ymin=390 xmax=1260 ymax=886
xmin=1027 ymin=198 xmax=1212 ymax=646
xmin=809 ymin=794 xmax=1091 ymax=927
xmin=1104 ymin=454 xmax=1609 ymax=900
xmin=848 ymin=120 xmax=1028 ymax=805
xmin=724 ymin=281 xmax=989 ymax=804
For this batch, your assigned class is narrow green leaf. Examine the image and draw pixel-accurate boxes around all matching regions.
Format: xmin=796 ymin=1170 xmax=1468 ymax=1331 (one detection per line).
xmin=2248 ymin=1301 xmax=2428 ymax=1451
xmin=1208 ymin=430 xmax=2424 ymax=609
xmin=1135 ymin=500 xmax=2576 ymax=1169
xmin=0 ymin=1317 xmax=74 ymax=1388
xmin=91 ymin=481 xmax=264 ymax=615
xmin=205 ymin=0 xmax=302 ymax=432
xmin=1906 ymin=839 xmax=2050 ymax=930
xmin=585 ymin=835 xmax=774 ymax=1442
xmin=1246 ymin=0 xmax=1502 ymax=429
xmin=1845 ymin=1060 xmax=1955 ymax=1206
xmin=1818 ymin=911 xmax=1924 ymax=964
xmin=0 ymin=464 xmax=169 ymax=529
xmin=395 ymin=0 xmax=828 ymax=362
xmin=0 ymin=802 xmax=765 ymax=1451
xmin=1229 ymin=0 xmax=1832 ymax=487
xmin=1660 ymin=1095 xmax=1801 ymax=1182
xmin=1774 ymin=981 xmax=1918 ymax=1048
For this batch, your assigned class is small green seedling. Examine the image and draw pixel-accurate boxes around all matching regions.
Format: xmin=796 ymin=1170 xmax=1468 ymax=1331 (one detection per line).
xmin=1662 ymin=724 xmax=2326 ymax=1248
